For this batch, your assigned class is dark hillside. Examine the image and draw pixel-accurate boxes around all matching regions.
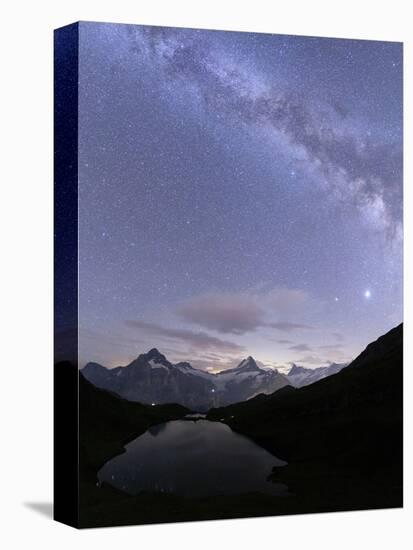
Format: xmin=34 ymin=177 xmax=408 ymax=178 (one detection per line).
xmin=208 ymin=324 xmax=403 ymax=511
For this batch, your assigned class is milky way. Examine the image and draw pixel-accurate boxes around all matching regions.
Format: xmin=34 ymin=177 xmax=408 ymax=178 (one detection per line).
xmin=77 ymin=22 xmax=402 ymax=371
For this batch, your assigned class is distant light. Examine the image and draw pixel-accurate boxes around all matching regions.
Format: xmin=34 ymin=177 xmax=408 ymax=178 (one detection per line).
xmin=151 ymin=403 xmax=156 ymax=406
xmin=364 ymin=290 xmax=371 ymax=299
xmin=334 ymin=297 xmax=339 ymax=302
xmin=211 ymin=389 xmax=215 ymax=393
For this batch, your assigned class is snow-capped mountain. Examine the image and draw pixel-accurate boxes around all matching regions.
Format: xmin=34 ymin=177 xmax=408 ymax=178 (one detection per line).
xmin=81 ymin=350 xmax=290 ymax=410
xmin=214 ymin=356 xmax=291 ymax=404
xmin=287 ymin=362 xmax=348 ymax=388
xmin=82 ymin=349 xmax=215 ymax=411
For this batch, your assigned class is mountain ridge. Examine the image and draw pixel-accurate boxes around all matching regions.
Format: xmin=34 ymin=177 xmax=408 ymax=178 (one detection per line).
xmin=207 ymin=323 xmax=402 ymax=475
xmin=82 ymin=351 xmax=290 ymax=410
xmin=287 ymin=361 xmax=348 ymax=387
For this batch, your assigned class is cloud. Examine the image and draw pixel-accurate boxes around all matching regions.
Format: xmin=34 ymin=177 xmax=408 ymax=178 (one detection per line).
xmin=319 ymin=344 xmax=343 ymax=350
xmin=277 ymin=339 xmax=293 ymax=344
xmin=177 ymin=293 xmax=264 ymax=334
xmin=268 ymin=322 xmax=313 ymax=332
xmin=294 ymin=355 xmax=327 ymax=365
xmin=125 ymin=319 xmax=245 ymax=353
xmin=264 ymin=287 xmax=310 ymax=312
xmin=177 ymin=288 xmax=314 ymax=335
xmin=130 ymin=26 xmax=402 ymax=239
xmin=289 ymin=343 xmax=312 ymax=352
xmin=78 ymin=328 xmax=148 ymax=368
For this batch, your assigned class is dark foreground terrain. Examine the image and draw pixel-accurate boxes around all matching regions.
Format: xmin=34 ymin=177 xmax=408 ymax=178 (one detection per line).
xmin=77 ymin=324 xmax=402 ymax=528
xmin=208 ymin=323 xmax=403 ymax=514
xmin=79 ymin=374 xmax=189 ymax=527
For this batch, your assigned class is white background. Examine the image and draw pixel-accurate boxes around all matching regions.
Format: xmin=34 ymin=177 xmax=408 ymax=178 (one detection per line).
xmin=0 ymin=0 xmax=411 ymax=548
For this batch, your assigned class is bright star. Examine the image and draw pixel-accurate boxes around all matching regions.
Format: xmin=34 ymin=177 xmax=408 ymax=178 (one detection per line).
xmin=364 ymin=290 xmax=371 ymax=299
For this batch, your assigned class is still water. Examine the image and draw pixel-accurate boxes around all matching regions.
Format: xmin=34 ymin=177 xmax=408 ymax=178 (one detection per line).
xmin=98 ymin=419 xmax=288 ymax=498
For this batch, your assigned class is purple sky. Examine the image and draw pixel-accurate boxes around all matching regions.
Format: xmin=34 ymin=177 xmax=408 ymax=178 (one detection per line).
xmin=77 ymin=23 xmax=403 ymax=371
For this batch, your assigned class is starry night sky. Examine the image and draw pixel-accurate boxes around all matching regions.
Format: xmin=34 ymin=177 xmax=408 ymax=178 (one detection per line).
xmin=77 ymin=22 xmax=402 ymax=372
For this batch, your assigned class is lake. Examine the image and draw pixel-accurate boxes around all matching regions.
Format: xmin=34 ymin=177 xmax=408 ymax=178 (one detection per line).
xmin=98 ymin=419 xmax=288 ymax=498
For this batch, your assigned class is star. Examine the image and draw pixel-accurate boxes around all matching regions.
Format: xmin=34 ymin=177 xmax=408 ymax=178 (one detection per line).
xmin=73 ymin=23 xmax=402 ymax=372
